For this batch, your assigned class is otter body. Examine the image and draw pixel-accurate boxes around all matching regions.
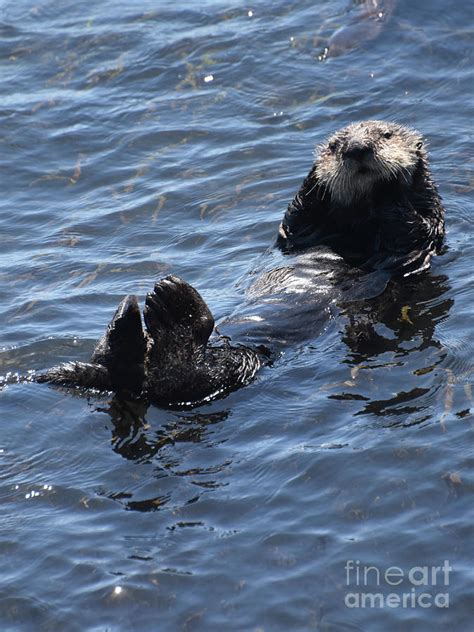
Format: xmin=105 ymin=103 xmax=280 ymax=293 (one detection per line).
xmin=36 ymin=121 xmax=445 ymax=407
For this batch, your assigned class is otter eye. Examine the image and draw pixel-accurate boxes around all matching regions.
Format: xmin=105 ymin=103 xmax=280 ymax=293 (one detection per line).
xmin=383 ymin=131 xmax=393 ymax=139
xmin=328 ymin=141 xmax=338 ymax=153
xmin=416 ymin=141 xmax=423 ymax=150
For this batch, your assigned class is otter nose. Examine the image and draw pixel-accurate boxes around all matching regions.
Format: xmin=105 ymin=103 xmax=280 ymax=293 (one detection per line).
xmin=344 ymin=143 xmax=373 ymax=161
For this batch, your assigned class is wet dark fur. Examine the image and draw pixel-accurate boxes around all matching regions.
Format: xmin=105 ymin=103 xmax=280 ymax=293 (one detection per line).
xmin=37 ymin=277 xmax=261 ymax=408
xmin=36 ymin=121 xmax=445 ymax=407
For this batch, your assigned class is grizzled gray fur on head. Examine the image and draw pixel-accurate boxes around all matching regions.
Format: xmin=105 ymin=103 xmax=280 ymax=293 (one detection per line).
xmin=314 ymin=120 xmax=426 ymax=206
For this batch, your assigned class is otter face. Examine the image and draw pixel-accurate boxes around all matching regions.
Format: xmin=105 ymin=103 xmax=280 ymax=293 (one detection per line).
xmin=314 ymin=120 xmax=423 ymax=207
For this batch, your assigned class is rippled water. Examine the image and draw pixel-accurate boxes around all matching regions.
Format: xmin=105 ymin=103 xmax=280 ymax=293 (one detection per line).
xmin=1 ymin=1 xmax=473 ymax=630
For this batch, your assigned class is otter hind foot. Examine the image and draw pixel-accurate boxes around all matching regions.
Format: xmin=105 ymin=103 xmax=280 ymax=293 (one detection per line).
xmin=91 ymin=294 xmax=146 ymax=394
xmin=142 ymin=276 xmax=261 ymax=408
xmin=144 ymin=276 xmax=214 ymax=349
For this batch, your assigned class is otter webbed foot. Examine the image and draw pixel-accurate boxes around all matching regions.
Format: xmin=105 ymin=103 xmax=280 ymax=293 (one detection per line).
xmin=143 ymin=276 xmax=261 ymax=407
xmin=144 ymin=275 xmax=214 ymax=351
xmin=91 ymin=294 xmax=146 ymax=394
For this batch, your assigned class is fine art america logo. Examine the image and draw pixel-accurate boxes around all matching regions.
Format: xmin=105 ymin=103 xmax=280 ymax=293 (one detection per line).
xmin=344 ymin=560 xmax=451 ymax=609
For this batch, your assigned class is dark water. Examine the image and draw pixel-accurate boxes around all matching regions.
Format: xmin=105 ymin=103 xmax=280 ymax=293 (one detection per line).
xmin=1 ymin=0 xmax=473 ymax=630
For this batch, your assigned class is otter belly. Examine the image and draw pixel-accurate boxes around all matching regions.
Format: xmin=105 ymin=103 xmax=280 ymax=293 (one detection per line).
xmin=219 ymin=246 xmax=391 ymax=347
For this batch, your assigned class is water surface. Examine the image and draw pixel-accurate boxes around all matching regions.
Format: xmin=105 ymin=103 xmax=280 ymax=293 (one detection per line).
xmin=0 ymin=0 xmax=473 ymax=630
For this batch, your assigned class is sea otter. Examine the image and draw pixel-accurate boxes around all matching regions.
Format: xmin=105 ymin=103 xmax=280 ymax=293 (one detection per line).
xmin=35 ymin=120 xmax=445 ymax=407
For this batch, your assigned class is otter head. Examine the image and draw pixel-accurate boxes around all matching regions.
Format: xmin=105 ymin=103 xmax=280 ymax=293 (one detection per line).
xmin=314 ymin=121 xmax=424 ymax=207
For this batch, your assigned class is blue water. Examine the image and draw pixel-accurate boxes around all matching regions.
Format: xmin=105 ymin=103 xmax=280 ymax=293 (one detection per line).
xmin=0 ymin=1 xmax=473 ymax=630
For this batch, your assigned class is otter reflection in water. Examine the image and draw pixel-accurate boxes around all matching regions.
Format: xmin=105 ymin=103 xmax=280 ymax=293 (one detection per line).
xmin=37 ymin=121 xmax=446 ymax=408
